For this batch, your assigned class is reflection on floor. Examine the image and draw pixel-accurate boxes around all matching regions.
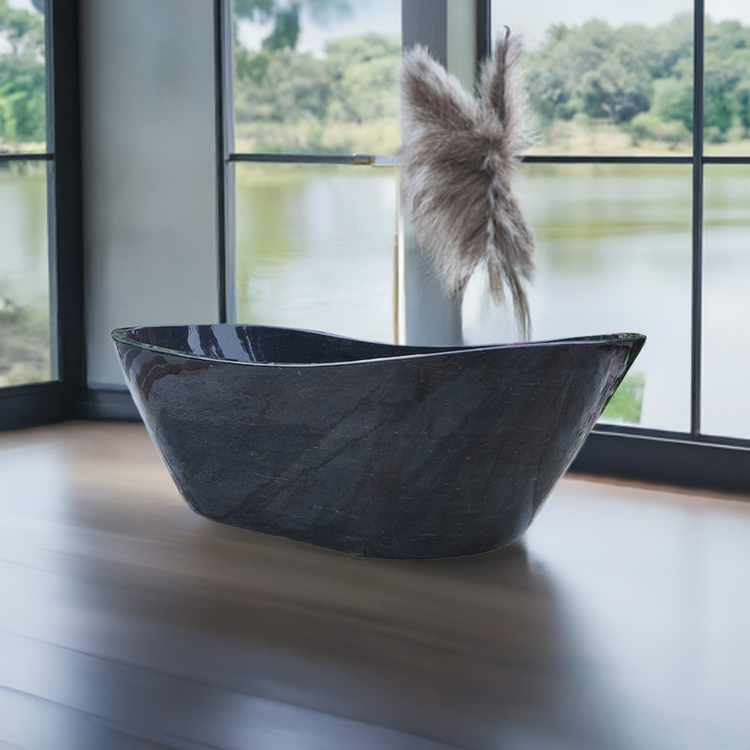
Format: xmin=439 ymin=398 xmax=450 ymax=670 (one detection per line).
xmin=1 ymin=422 xmax=749 ymax=750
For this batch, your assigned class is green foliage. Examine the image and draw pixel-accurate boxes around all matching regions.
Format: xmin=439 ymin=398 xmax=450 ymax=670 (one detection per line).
xmin=602 ymin=372 xmax=646 ymax=425
xmin=261 ymin=6 xmax=301 ymax=51
xmin=522 ymin=19 xmax=656 ymax=125
xmin=630 ymin=112 xmax=661 ymax=141
xmin=650 ymin=75 xmax=693 ymax=131
xmin=630 ymin=111 xmax=690 ymax=147
xmin=523 ymin=14 xmax=750 ymax=146
xmin=236 ymin=49 xmax=331 ymax=123
xmin=228 ymin=14 xmax=746 ymax=154
xmin=233 ymin=31 xmax=400 ymax=153
xmin=580 ymin=41 xmax=651 ymax=123
xmin=326 ymin=34 xmax=400 ymax=121
xmin=0 ymin=0 xmax=45 ymax=146
xmin=235 ymin=48 xmax=271 ymax=85
xmin=703 ymin=20 xmax=750 ymax=134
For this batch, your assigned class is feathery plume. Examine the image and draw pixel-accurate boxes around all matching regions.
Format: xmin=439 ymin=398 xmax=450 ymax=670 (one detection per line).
xmin=400 ymin=29 xmax=535 ymax=337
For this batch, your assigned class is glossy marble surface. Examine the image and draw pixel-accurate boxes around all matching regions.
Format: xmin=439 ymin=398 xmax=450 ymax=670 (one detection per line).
xmin=1 ymin=422 xmax=749 ymax=750
xmin=112 ymin=325 xmax=645 ymax=558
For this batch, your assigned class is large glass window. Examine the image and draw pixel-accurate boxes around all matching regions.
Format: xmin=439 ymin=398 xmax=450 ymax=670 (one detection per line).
xmin=221 ymin=0 xmax=750 ymax=447
xmin=0 ymin=0 xmax=53 ymax=387
xmin=227 ymin=0 xmax=400 ymax=341
xmin=487 ymin=1 xmax=750 ymax=440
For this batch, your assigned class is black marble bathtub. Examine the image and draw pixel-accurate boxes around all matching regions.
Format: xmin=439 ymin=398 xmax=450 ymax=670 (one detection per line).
xmin=112 ymin=325 xmax=645 ymax=558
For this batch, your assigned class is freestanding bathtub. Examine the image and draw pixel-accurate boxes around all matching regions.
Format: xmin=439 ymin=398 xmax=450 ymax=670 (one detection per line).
xmin=112 ymin=325 xmax=645 ymax=559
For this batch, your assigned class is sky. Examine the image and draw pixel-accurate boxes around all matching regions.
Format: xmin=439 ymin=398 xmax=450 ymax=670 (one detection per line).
xmin=6 ymin=0 xmax=750 ymax=56
xmin=238 ymin=0 xmax=400 ymax=57
xmin=492 ymin=0 xmax=750 ymax=49
xmin=237 ymin=0 xmax=750 ymax=55
xmin=8 ymin=0 xmax=35 ymax=11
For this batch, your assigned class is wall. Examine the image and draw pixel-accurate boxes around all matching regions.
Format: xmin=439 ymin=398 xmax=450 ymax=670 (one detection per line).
xmin=80 ymin=0 xmax=219 ymax=387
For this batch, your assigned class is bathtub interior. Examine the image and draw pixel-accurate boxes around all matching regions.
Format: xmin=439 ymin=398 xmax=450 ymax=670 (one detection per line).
xmin=122 ymin=325 xmax=452 ymax=365
xmin=119 ymin=325 xmax=645 ymax=366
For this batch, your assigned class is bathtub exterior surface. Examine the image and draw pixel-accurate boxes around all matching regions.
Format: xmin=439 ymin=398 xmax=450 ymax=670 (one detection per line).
xmin=112 ymin=325 xmax=645 ymax=559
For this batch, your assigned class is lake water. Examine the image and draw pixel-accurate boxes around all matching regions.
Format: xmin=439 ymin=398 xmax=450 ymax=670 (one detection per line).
xmin=0 ymin=166 xmax=51 ymax=386
xmin=0 ymin=168 xmax=49 ymax=308
xmin=2 ymin=163 xmax=749 ymax=438
xmin=234 ymin=163 xmax=750 ymax=439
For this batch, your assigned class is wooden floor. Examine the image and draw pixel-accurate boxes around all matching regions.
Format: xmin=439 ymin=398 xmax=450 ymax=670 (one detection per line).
xmin=1 ymin=422 xmax=749 ymax=750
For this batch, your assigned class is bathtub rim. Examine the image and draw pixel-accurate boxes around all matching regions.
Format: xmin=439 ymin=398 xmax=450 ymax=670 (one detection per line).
xmin=111 ymin=325 xmax=646 ymax=370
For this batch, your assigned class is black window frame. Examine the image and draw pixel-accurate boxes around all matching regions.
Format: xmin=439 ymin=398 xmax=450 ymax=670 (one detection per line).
xmin=215 ymin=0 xmax=750 ymax=492
xmin=518 ymin=0 xmax=750 ymax=490
xmin=0 ymin=0 xmax=85 ymax=431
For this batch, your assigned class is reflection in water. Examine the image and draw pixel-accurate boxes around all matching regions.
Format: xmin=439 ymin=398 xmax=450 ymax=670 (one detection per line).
xmin=235 ymin=164 xmax=398 ymax=344
xmin=702 ymin=165 xmax=750 ymax=439
xmin=235 ymin=163 xmax=695 ymax=433
xmin=0 ymin=167 xmax=51 ymax=386
xmin=4 ymin=161 xmax=750 ymax=432
xmin=518 ymin=164 xmax=692 ymax=434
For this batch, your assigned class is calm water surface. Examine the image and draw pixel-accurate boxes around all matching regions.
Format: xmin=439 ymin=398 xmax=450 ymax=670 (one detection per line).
xmin=233 ymin=164 xmax=750 ymax=437
xmin=0 ymin=168 xmax=51 ymax=385
xmin=0 ymin=169 xmax=48 ymax=307
xmin=2 ymin=165 xmax=748 ymax=437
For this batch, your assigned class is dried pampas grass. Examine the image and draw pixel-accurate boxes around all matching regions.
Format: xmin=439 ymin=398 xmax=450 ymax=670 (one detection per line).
xmin=400 ymin=29 xmax=535 ymax=338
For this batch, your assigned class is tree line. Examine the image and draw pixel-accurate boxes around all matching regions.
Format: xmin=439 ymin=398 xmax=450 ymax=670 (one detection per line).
xmin=3 ymin=0 xmax=750 ymax=150
xmin=232 ymin=13 xmax=750 ymax=152
xmin=522 ymin=15 xmax=750 ymax=145
xmin=0 ymin=0 xmax=45 ymax=147
xmin=233 ymin=32 xmax=400 ymax=151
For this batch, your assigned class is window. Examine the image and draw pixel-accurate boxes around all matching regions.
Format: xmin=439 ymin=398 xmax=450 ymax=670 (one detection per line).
xmin=1 ymin=0 xmax=734 ymax=485
xmin=216 ymin=0 xmax=750 ymax=484
xmin=223 ymin=0 xmax=401 ymax=344
xmin=0 ymin=0 xmax=84 ymax=431
xmin=487 ymin=0 xmax=750 ymax=451
xmin=0 ymin=0 xmax=52 ymax=387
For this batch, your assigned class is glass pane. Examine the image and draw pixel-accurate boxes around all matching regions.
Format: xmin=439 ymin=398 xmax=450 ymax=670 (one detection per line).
xmin=235 ymin=162 xmax=397 ymax=343
xmin=702 ymin=165 xmax=750 ymax=438
xmin=463 ymin=164 xmax=693 ymax=432
xmin=703 ymin=4 xmax=750 ymax=155
xmin=0 ymin=162 xmax=51 ymax=386
xmin=491 ymin=1 xmax=693 ymax=156
xmin=231 ymin=0 xmax=400 ymax=155
xmin=0 ymin=0 xmax=46 ymax=153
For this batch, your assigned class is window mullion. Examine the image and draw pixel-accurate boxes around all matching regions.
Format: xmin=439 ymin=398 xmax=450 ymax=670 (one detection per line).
xmin=215 ymin=0 xmax=235 ymax=324
xmin=691 ymin=0 xmax=705 ymax=436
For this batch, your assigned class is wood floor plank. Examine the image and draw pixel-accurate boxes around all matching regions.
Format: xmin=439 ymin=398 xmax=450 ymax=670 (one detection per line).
xmin=0 ymin=632 xmax=453 ymax=750
xmin=1 ymin=422 xmax=749 ymax=749
xmin=0 ymin=686 xmax=191 ymax=750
